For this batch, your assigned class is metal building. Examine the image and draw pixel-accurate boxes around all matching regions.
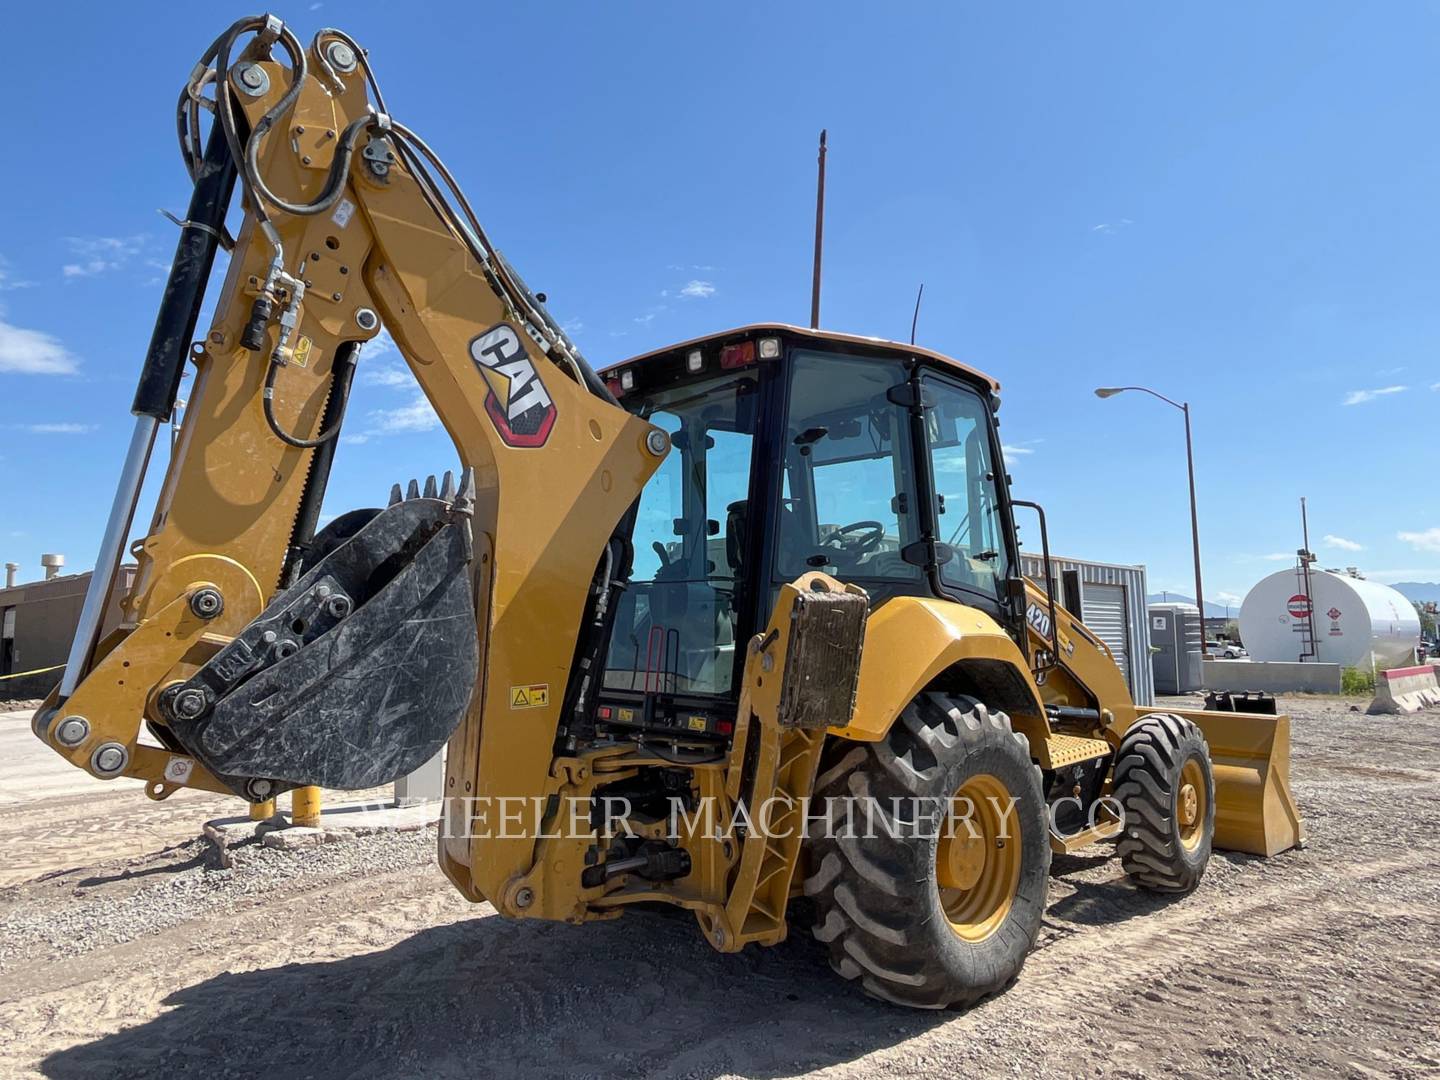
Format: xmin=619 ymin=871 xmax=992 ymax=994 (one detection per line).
xmin=1020 ymin=552 xmax=1154 ymax=706
xmin=0 ymin=562 xmax=136 ymax=700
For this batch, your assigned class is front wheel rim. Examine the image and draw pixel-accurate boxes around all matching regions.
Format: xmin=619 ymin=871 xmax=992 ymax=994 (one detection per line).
xmin=1177 ymin=756 xmax=1207 ymax=851
xmin=936 ymin=773 xmax=1022 ymax=943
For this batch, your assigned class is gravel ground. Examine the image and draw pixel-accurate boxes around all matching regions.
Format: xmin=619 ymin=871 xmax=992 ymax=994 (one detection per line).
xmin=1 ymin=694 xmax=1438 ymax=1079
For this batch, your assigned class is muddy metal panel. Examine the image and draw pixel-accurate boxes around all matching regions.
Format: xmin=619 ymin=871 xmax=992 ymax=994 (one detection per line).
xmin=1020 ymin=552 xmax=1154 ymax=705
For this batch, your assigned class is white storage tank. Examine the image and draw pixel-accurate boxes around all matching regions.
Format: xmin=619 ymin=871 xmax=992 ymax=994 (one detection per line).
xmin=1238 ymin=567 xmax=1420 ymax=669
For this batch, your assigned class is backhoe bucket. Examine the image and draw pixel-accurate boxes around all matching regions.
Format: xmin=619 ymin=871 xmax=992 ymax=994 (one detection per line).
xmin=1165 ymin=707 xmax=1305 ymax=857
xmin=161 ymin=475 xmax=479 ymax=799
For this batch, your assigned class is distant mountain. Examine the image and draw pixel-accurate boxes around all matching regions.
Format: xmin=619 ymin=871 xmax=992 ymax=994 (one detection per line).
xmin=1144 ymin=583 xmax=1440 ymax=616
xmin=1391 ymin=582 xmax=1440 ymax=605
xmin=1145 ymin=593 xmax=1234 ymax=619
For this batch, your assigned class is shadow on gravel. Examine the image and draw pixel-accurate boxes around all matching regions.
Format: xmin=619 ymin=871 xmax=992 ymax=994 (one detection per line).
xmin=78 ymin=844 xmax=212 ymax=888
xmin=1045 ymin=876 xmax=1177 ymax=927
xmin=41 ymin=903 xmax=950 ymax=1080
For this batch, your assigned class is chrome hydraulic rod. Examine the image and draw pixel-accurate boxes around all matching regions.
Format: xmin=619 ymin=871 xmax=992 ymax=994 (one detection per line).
xmin=59 ymin=415 xmax=159 ymax=698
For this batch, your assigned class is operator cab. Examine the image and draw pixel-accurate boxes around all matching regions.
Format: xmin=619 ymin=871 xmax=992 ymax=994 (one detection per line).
xmin=590 ymin=325 xmax=1019 ymax=751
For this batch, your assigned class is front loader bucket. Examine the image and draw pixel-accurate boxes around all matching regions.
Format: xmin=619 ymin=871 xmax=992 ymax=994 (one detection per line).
xmin=1167 ymin=707 xmax=1305 ymax=857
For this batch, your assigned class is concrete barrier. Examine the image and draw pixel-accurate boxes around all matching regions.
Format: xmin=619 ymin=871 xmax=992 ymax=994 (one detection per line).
xmin=1202 ymin=659 xmax=1342 ymax=695
xmin=1367 ymin=664 xmax=1440 ymax=714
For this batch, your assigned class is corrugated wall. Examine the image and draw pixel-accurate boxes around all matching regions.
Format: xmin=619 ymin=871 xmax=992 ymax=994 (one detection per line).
xmin=1019 ymin=552 xmax=1154 ymax=706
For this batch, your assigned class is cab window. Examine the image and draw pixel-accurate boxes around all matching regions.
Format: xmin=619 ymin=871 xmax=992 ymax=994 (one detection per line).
xmin=774 ymin=352 xmax=921 ymax=583
xmin=605 ymin=373 xmax=758 ymax=696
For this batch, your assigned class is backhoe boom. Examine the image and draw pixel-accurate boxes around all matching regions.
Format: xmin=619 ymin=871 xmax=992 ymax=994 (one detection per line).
xmin=35 ymin=15 xmax=665 ymax=908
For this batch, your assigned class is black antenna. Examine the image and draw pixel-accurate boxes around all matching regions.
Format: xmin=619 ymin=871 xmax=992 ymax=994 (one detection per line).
xmin=809 ymin=129 xmax=827 ymax=329
xmin=910 ymin=283 xmax=925 ymax=345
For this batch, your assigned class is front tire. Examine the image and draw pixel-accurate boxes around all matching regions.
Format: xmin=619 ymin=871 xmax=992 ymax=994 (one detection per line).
xmin=1114 ymin=714 xmax=1215 ymax=893
xmin=804 ymin=693 xmax=1050 ymax=1009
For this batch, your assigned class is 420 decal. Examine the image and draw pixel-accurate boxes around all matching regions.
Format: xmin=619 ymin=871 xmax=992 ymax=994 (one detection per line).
xmin=469 ymin=323 xmax=557 ymax=447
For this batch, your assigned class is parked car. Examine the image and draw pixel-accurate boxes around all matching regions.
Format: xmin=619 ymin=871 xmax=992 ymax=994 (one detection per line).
xmin=1206 ymin=640 xmax=1249 ymax=660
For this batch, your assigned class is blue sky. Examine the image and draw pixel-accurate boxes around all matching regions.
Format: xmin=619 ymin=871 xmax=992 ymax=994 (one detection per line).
xmin=2 ymin=2 xmax=1439 ymax=608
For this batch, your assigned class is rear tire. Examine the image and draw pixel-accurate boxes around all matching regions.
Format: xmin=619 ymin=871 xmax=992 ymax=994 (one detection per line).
xmin=1114 ymin=714 xmax=1214 ymax=893
xmin=803 ymin=693 xmax=1050 ymax=1009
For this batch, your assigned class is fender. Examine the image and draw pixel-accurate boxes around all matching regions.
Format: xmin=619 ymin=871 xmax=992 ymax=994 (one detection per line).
xmin=831 ymin=596 xmax=1051 ymax=751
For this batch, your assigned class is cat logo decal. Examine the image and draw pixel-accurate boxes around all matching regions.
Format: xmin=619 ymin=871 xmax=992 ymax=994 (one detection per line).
xmin=469 ymin=323 xmax=557 ymax=447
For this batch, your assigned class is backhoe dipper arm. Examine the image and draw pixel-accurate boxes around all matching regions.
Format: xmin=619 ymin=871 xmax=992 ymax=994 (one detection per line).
xmin=34 ymin=17 xmax=666 ymax=905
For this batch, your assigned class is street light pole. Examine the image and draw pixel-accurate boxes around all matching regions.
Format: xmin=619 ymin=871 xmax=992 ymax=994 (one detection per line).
xmin=1095 ymin=385 xmax=1207 ymax=652
xmin=1181 ymin=400 xmax=1206 ymax=646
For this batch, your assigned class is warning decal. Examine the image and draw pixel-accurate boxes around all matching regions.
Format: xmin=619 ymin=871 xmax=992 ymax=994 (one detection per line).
xmin=292 ymin=336 xmax=314 ymax=369
xmin=509 ymin=683 xmax=550 ymax=709
xmin=163 ymin=756 xmax=194 ymax=784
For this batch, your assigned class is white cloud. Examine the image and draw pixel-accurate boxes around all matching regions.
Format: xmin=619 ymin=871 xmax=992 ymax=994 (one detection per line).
xmin=361 ymin=365 xmax=410 ymax=389
xmin=1431 ymin=382 xmax=1440 ymax=392
xmin=1216 ymin=590 xmax=1244 ymax=604
xmin=1364 ymin=567 xmax=1440 ymax=584
xmin=1342 ymin=385 xmax=1407 ymax=406
xmin=14 ymin=422 xmax=95 ymax=434
xmin=1001 ymin=444 xmax=1034 ymax=457
xmin=1398 ymin=527 xmax=1440 ymax=554
xmin=365 ymin=327 xmax=397 ymax=357
xmin=1322 ymin=534 xmax=1363 ymax=552
xmin=0 ymin=319 xmax=78 ymax=375
xmin=1091 ymin=218 xmax=1134 ymax=235
xmin=62 ymin=235 xmax=147 ymax=278
xmin=357 ymin=331 xmax=410 ymax=389
xmin=371 ymin=393 xmax=439 ymax=433
xmin=634 ymin=312 xmax=658 ymax=326
xmin=0 ymin=256 xmax=35 ymax=292
xmin=679 ymin=280 xmax=715 ymax=299
xmin=1261 ymin=552 xmax=1294 ymax=561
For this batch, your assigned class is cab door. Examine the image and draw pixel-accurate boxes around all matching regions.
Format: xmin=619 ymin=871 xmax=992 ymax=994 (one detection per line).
xmin=918 ymin=372 xmax=1018 ymax=621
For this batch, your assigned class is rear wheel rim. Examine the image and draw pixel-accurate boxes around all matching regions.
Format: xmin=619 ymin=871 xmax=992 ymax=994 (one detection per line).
xmin=1177 ymin=757 xmax=1206 ymax=851
xmin=936 ymin=773 xmax=1022 ymax=943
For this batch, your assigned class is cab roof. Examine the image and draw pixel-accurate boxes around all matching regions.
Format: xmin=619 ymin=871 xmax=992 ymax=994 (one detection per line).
xmin=603 ymin=323 xmax=1000 ymax=393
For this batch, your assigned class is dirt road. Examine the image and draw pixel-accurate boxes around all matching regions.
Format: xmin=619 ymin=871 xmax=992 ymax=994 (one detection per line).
xmin=2 ymin=697 xmax=1438 ymax=1079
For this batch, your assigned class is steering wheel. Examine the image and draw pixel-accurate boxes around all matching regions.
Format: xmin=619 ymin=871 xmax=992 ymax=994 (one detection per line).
xmin=821 ymin=520 xmax=885 ymax=561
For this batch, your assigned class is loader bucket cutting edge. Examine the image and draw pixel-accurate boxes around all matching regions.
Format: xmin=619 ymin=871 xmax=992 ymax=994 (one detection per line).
xmin=1155 ymin=708 xmax=1305 ymax=858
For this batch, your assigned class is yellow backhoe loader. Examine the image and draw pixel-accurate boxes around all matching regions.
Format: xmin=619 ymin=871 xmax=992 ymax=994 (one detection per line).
xmin=33 ymin=14 xmax=1303 ymax=1009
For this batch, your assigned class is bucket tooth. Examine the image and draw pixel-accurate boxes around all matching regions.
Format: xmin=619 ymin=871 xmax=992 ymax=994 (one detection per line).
xmin=453 ymin=467 xmax=476 ymax=515
xmin=423 ymin=474 xmax=438 ymax=499
xmin=389 ymin=483 xmax=403 ymax=507
xmin=440 ymin=470 xmax=457 ymax=503
xmin=406 ymin=478 xmax=421 ymax=501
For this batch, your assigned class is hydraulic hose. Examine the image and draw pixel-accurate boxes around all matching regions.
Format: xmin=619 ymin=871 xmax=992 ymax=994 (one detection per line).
xmin=261 ymin=358 xmax=346 ymax=449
